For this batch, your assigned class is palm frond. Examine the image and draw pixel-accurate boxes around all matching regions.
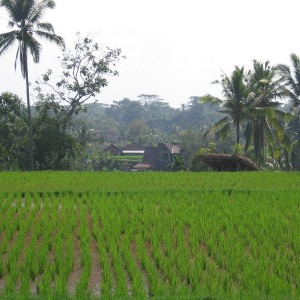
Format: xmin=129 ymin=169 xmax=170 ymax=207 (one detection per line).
xmin=23 ymin=0 xmax=36 ymax=20
xmin=26 ymin=35 xmax=41 ymax=63
xmin=34 ymin=30 xmax=65 ymax=48
xmin=0 ymin=0 xmax=17 ymax=21
xmin=203 ymin=116 xmax=231 ymax=138
xmin=281 ymin=131 xmax=292 ymax=152
xmin=268 ymin=116 xmax=285 ymax=140
xmin=28 ymin=0 xmax=55 ymax=24
xmin=8 ymin=20 xmax=15 ymax=28
xmin=14 ymin=45 xmax=20 ymax=70
xmin=273 ymin=109 xmax=293 ymax=122
xmin=36 ymin=22 xmax=54 ymax=32
xmin=277 ymin=54 xmax=300 ymax=108
xmin=276 ymin=63 xmax=298 ymax=93
xmin=291 ymin=53 xmax=300 ymax=93
xmin=18 ymin=41 xmax=25 ymax=77
xmin=200 ymin=94 xmax=222 ymax=106
xmin=1 ymin=0 xmax=32 ymax=22
xmin=264 ymin=120 xmax=276 ymax=146
xmin=215 ymin=122 xmax=231 ymax=140
xmin=0 ymin=30 xmax=17 ymax=55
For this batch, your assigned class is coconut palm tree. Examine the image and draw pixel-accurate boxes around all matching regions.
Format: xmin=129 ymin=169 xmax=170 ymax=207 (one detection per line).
xmin=203 ymin=66 xmax=251 ymax=145
xmin=245 ymin=60 xmax=289 ymax=167
xmin=277 ymin=53 xmax=300 ymax=170
xmin=0 ymin=0 xmax=65 ymax=170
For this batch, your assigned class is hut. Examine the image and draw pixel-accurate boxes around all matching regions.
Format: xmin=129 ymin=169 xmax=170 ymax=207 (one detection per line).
xmin=103 ymin=144 xmax=122 ymax=156
xmin=197 ymin=154 xmax=259 ymax=171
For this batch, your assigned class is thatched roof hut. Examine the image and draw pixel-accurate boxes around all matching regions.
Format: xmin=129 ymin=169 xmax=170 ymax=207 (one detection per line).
xmin=197 ymin=154 xmax=259 ymax=171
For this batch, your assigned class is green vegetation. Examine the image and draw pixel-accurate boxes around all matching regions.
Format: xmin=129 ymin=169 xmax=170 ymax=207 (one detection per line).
xmin=0 ymin=0 xmax=65 ymax=171
xmin=0 ymin=172 xmax=300 ymax=299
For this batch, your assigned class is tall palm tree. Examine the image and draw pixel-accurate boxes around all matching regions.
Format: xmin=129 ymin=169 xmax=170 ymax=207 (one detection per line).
xmin=203 ymin=66 xmax=251 ymax=145
xmin=0 ymin=0 xmax=65 ymax=170
xmin=277 ymin=53 xmax=300 ymax=170
xmin=245 ymin=60 xmax=289 ymax=167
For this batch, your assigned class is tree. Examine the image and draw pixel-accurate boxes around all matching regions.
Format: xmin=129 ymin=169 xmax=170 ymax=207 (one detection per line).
xmin=33 ymin=98 xmax=82 ymax=170
xmin=277 ymin=53 xmax=300 ymax=170
xmin=33 ymin=35 xmax=122 ymax=169
xmin=127 ymin=119 xmax=149 ymax=142
xmin=106 ymin=98 xmax=143 ymax=126
xmin=245 ymin=60 xmax=289 ymax=167
xmin=0 ymin=0 xmax=65 ymax=170
xmin=36 ymin=34 xmax=123 ymax=116
xmin=0 ymin=92 xmax=27 ymax=170
xmin=203 ymin=66 xmax=251 ymax=144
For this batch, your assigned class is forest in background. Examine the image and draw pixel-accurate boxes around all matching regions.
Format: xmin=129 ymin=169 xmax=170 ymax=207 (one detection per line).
xmin=0 ymin=88 xmax=293 ymax=172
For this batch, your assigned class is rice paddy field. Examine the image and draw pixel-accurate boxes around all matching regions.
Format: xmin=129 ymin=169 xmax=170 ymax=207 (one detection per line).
xmin=0 ymin=171 xmax=300 ymax=300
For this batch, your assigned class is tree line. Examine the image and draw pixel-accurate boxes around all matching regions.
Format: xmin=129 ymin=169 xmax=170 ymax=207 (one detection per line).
xmin=202 ymin=57 xmax=300 ymax=170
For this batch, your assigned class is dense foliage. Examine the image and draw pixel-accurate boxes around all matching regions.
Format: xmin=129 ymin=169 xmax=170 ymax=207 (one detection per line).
xmin=0 ymin=0 xmax=65 ymax=170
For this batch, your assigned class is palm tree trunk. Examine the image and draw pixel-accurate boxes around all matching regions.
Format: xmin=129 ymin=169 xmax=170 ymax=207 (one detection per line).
xmin=296 ymin=111 xmax=300 ymax=171
xmin=23 ymin=47 xmax=34 ymax=171
xmin=258 ymin=118 xmax=264 ymax=167
xmin=236 ymin=117 xmax=240 ymax=144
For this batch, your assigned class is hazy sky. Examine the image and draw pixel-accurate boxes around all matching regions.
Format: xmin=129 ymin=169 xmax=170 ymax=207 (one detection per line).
xmin=0 ymin=0 xmax=300 ymax=107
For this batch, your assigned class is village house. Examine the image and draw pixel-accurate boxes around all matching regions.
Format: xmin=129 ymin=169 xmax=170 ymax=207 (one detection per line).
xmin=122 ymin=142 xmax=145 ymax=156
xmin=103 ymin=144 xmax=122 ymax=156
xmin=103 ymin=142 xmax=144 ymax=156
xmin=133 ymin=143 xmax=180 ymax=171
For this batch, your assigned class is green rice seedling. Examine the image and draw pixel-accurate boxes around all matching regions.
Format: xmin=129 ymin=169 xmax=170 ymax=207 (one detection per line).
xmin=20 ymin=268 xmax=30 ymax=296
xmin=108 ymin=238 xmax=127 ymax=297
xmin=121 ymin=243 xmax=145 ymax=297
xmin=75 ymin=208 xmax=92 ymax=297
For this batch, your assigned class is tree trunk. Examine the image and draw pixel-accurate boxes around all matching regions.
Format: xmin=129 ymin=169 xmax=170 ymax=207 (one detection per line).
xmin=258 ymin=118 xmax=264 ymax=168
xmin=296 ymin=112 xmax=300 ymax=171
xmin=24 ymin=47 xmax=34 ymax=171
xmin=295 ymin=132 xmax=300 ymax=171
xmin=236 ymin=117 xmax=240 ymax=144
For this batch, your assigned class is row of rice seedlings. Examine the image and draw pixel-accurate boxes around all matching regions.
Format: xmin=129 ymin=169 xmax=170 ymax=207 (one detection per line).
xmin=17 ymin=194 xmax=55 ymax=297
xmin=87 ymin=207 xmax=102 ymax=296
xmin=135 ymin=233 xmax=165 ymax=296
xmin=99 ymin=197 xmax=129 ymax=297
xmin=2 ymin=199 xmax=37 ymax=295
xmin=118 ymin=232 xmax=145 ymax=297
xmin=0 ymin=204 xmax=22 ymax=259
xmin=0 ymin=193 xmax=14 ymax=235
xmin=52 ymin=199 xmax=76 ymax=297
xmin=20 ymin=210 xmax=45 ymax=296
xmin=106 ymin=236 xmax=128 ymax=297
xmin=29 ymin=195 xmax=58 ymax=297
xmin=75 ymin=202 xmax=92 ymax=297
xmin=95 ymin=226 xmax=113 ymax=297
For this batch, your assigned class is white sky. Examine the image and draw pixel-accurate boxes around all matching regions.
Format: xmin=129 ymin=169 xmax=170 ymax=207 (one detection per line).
xmin=0 ymin=0 xmax=300 ymax=107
